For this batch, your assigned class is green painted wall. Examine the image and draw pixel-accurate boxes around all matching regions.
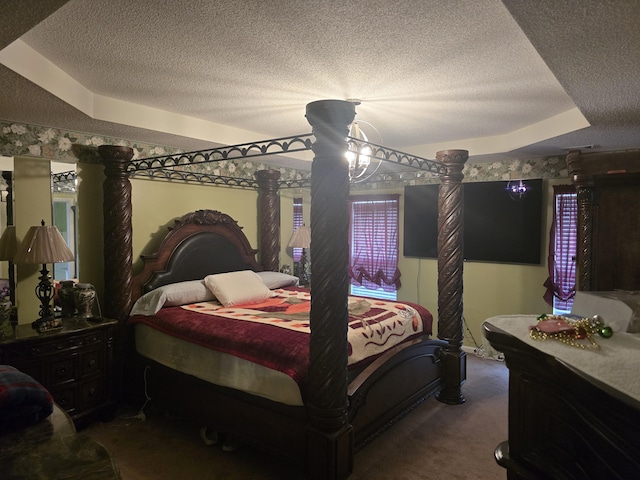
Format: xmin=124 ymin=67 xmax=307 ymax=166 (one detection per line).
xmin=2 ymin=119 xmax=576 ymax=339
xmin=131 ymin=179 xmax=260 ymax=275
xmin=14 ymin=156 xmax=52 ymax=324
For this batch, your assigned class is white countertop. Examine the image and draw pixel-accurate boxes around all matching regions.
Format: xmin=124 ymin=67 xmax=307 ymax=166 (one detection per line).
xmin=484 ymin=314 xmax=640 ymax=402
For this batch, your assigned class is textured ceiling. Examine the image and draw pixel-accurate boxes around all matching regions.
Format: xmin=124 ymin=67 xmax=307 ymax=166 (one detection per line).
xmin=1 ymin=0 xmax=639 ymax=169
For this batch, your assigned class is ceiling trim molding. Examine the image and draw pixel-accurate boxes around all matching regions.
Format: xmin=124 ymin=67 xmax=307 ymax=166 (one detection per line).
xmin=0 ymin=40 xmax=270 ymax=149
xmin=408 ymin=107 xmax=589 ymax=160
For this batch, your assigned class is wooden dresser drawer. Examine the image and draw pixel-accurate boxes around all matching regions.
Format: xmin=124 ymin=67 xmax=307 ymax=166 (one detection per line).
xmin=49 ymin=356 xmax=76 ymax=386
xmin=51 ymin=384 xmax=77 ymax=413
xmin=0 ymin=317 xmax=120 ymax=430
xmin=79 ymin=378 xmax=106 ymax=410
xmin=80 ymin=348 xmax=105 ymax=378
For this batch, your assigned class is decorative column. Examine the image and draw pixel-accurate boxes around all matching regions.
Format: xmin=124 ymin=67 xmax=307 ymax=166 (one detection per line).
xmin=574 ymin=185 xmax=595 ymax=291
xmin=435 ymin=149 xmax=468 ymax=405
xmin=305 ymin=99 xmax=355 ymax=480
xmin=98 ymin=145 xmax=134 ymax=322
xmin=566 ymin=150 xmax=594 ymax=291
xmin=255 ymin=169 xmax=281 ymax=272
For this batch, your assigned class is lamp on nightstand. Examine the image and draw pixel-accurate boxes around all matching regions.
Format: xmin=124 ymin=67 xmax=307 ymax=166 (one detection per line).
xmin=288 ymin=225 xmax=311 ymax=286
xmin=14 ymin=220 xmax=75 ymax=331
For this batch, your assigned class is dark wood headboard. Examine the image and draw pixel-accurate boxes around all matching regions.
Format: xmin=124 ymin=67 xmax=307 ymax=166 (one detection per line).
xmin=131 ymin=210 xmax=263 ymax=302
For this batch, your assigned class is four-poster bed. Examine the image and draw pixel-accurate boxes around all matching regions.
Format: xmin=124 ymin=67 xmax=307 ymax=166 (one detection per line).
xmin=96 ymin=100 xmax=468 ymax=480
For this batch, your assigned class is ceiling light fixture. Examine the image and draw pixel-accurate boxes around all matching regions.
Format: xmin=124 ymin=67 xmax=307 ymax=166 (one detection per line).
xmin=506 ymin=179 xmax=529 ymax=201
xmin=346 ymin=100 xmax=382 ymax=183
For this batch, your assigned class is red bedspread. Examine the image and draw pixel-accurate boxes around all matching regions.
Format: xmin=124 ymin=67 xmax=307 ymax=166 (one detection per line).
xmin=129 ymin=287 xmax=432 ymax=399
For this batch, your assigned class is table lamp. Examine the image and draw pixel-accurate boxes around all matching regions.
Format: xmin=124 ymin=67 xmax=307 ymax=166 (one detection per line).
xmin=288 ymin=225 xmax=311 ymax=286
xmin=14 ymin=220 xmax=74 ymax=330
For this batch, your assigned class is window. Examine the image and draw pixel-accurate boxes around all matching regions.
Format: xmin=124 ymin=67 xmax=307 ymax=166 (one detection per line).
xmin=349 ymin=194 xmax=400 ymax=301
xmin=292 ymin=197 xmax=303 ymax=263
xmin=543 ymin=186 xmax=577 ymax=314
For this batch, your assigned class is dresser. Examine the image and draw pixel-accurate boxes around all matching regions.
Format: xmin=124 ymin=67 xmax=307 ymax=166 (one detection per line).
xmin=483 ymin=315 xmax=640 ymax=479
xmin=0 ymin=317 xmax=120 ymax=430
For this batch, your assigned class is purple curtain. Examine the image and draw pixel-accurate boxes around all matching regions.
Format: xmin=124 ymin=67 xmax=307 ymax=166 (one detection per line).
xmin=543 ymin=185 xmax=577 ymax=306
xmin=348 ymin=194 xmax=401 ymax=292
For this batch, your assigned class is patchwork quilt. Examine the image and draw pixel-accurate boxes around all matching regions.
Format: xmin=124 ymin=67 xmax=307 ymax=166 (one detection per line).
xmin=129 ymin=287 xmax=432 ymax=398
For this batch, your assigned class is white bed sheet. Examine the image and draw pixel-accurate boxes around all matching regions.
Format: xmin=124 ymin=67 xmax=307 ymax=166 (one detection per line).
xmin=134 ymin=324 xmax=304 ymax=406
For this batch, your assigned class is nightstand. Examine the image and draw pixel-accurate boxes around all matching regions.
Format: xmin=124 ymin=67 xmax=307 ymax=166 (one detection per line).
xmin=0 ymin=317 xmax=121 ymax=430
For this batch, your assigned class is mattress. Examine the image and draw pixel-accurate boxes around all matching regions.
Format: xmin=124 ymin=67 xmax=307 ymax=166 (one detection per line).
xmin=135 ymin=323 xmax=304 ymax=406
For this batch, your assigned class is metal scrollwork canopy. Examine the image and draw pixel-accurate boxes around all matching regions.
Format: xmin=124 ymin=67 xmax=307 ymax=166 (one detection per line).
xmin=124 ymin=132 xmax=444 ymax=188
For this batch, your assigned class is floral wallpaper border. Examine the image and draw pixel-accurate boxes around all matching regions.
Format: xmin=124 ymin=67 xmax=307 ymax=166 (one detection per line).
xmin=1 ymin=120 xmax=569 ymax=187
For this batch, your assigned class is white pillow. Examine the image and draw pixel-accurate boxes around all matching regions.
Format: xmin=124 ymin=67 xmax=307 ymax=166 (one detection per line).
xmin=204 ymin=270 xmax=275 ymax=307
xmin=130 ymin=280 xmax=215 ymax=316
xmin=256 ymin=271 xmax=299 ymax=289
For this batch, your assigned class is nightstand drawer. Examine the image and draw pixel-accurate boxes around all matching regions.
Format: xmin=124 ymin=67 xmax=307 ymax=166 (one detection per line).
xmin=49 ymin=356 xmax=76 ymax=385
xmin=80 ymin=348 xmax=104 ymax=378
xmin=3 ymin=358 xmax=42 ymax=382
xmin=80 ymin=378 xmax=106 ymax=410
xmin=0 ymin=317 xmax=120 ymax=429
xmin=52 ymin=385 xmax=77 ymax=413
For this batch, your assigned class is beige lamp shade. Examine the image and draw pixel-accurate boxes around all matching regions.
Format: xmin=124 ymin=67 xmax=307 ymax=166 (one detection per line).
xmin=288 ymin=225 xmax=311 ymax=249
xmin=14 ymin=221 xmax=75 ymax=264
xmin=0 ymin=226 xmax=17 ymax=261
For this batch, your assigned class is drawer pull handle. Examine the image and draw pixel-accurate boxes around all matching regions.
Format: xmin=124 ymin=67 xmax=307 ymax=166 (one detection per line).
xmin=88 ymin=387 xmax=96 ymax=396
xmin=56 ymin=367 xmax=68 ymax=376
xmin=87 ymin=359 xmax=96 ymax=367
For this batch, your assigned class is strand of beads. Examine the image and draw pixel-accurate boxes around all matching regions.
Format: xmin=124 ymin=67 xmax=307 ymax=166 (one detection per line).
xmin=530 ymin=314 xmax=612 ymax=350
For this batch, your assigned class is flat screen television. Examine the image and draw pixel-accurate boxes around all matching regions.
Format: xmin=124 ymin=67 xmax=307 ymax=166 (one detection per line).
xmin=403 ymin=179 xmax=543 ymax=264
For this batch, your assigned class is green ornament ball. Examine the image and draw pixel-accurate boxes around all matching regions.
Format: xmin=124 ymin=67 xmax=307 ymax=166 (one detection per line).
xmin=598 ymin=326 xmax=613 ymax=338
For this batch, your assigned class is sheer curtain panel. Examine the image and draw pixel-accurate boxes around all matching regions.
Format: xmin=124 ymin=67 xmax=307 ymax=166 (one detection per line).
xmin=543 ymin=185 xmax=577 ymax=312
xmin=348 ymin=194 xmax=401 ymax=292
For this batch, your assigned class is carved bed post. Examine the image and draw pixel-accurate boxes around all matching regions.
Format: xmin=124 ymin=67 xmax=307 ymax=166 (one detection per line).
xmin=435 ymin=149 xmax=468 ymax=405
xmin=305 ymin=99 xmax=355 ymax=480
xmin=98 ymin=145 xmax=134 ymax=322
xmin=255 ymin=169 xmax=281 ymax=272
xmin=566 ymin=150 xmax=594 ymax=291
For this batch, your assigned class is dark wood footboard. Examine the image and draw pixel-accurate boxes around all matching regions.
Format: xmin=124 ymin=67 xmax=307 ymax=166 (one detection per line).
xmin=130 ymin=335 xmax=448 ymax=470
xmin=349 ymin=337 xmax=448 ymax=448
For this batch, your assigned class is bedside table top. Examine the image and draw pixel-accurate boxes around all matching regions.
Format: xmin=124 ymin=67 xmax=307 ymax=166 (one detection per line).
xmin=0 ymin=317 xmax=118 ymax=345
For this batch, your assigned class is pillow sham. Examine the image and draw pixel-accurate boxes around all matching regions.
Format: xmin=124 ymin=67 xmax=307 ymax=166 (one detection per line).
xmin=256 ymin=271 xmax=300 ymax=289
xmin=130 ymin=280 xmax=215 ymax=316
xmin=204 ymin=270 xmax=275 ymax=307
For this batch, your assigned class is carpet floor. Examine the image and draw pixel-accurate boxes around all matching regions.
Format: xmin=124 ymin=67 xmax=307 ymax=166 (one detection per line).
xmin=83 ymin=352 xmax=509 ymax=480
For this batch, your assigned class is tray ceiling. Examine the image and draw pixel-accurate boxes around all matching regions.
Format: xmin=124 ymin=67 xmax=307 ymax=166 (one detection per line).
xmin=1 ymin=0 xmax=639 ymax=168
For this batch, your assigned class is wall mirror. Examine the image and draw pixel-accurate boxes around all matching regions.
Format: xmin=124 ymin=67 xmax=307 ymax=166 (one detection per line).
xmin=51 ymin=161 xmax=77 ymax=281
xmin=0 ymin=156 xmax=14 ymax=308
